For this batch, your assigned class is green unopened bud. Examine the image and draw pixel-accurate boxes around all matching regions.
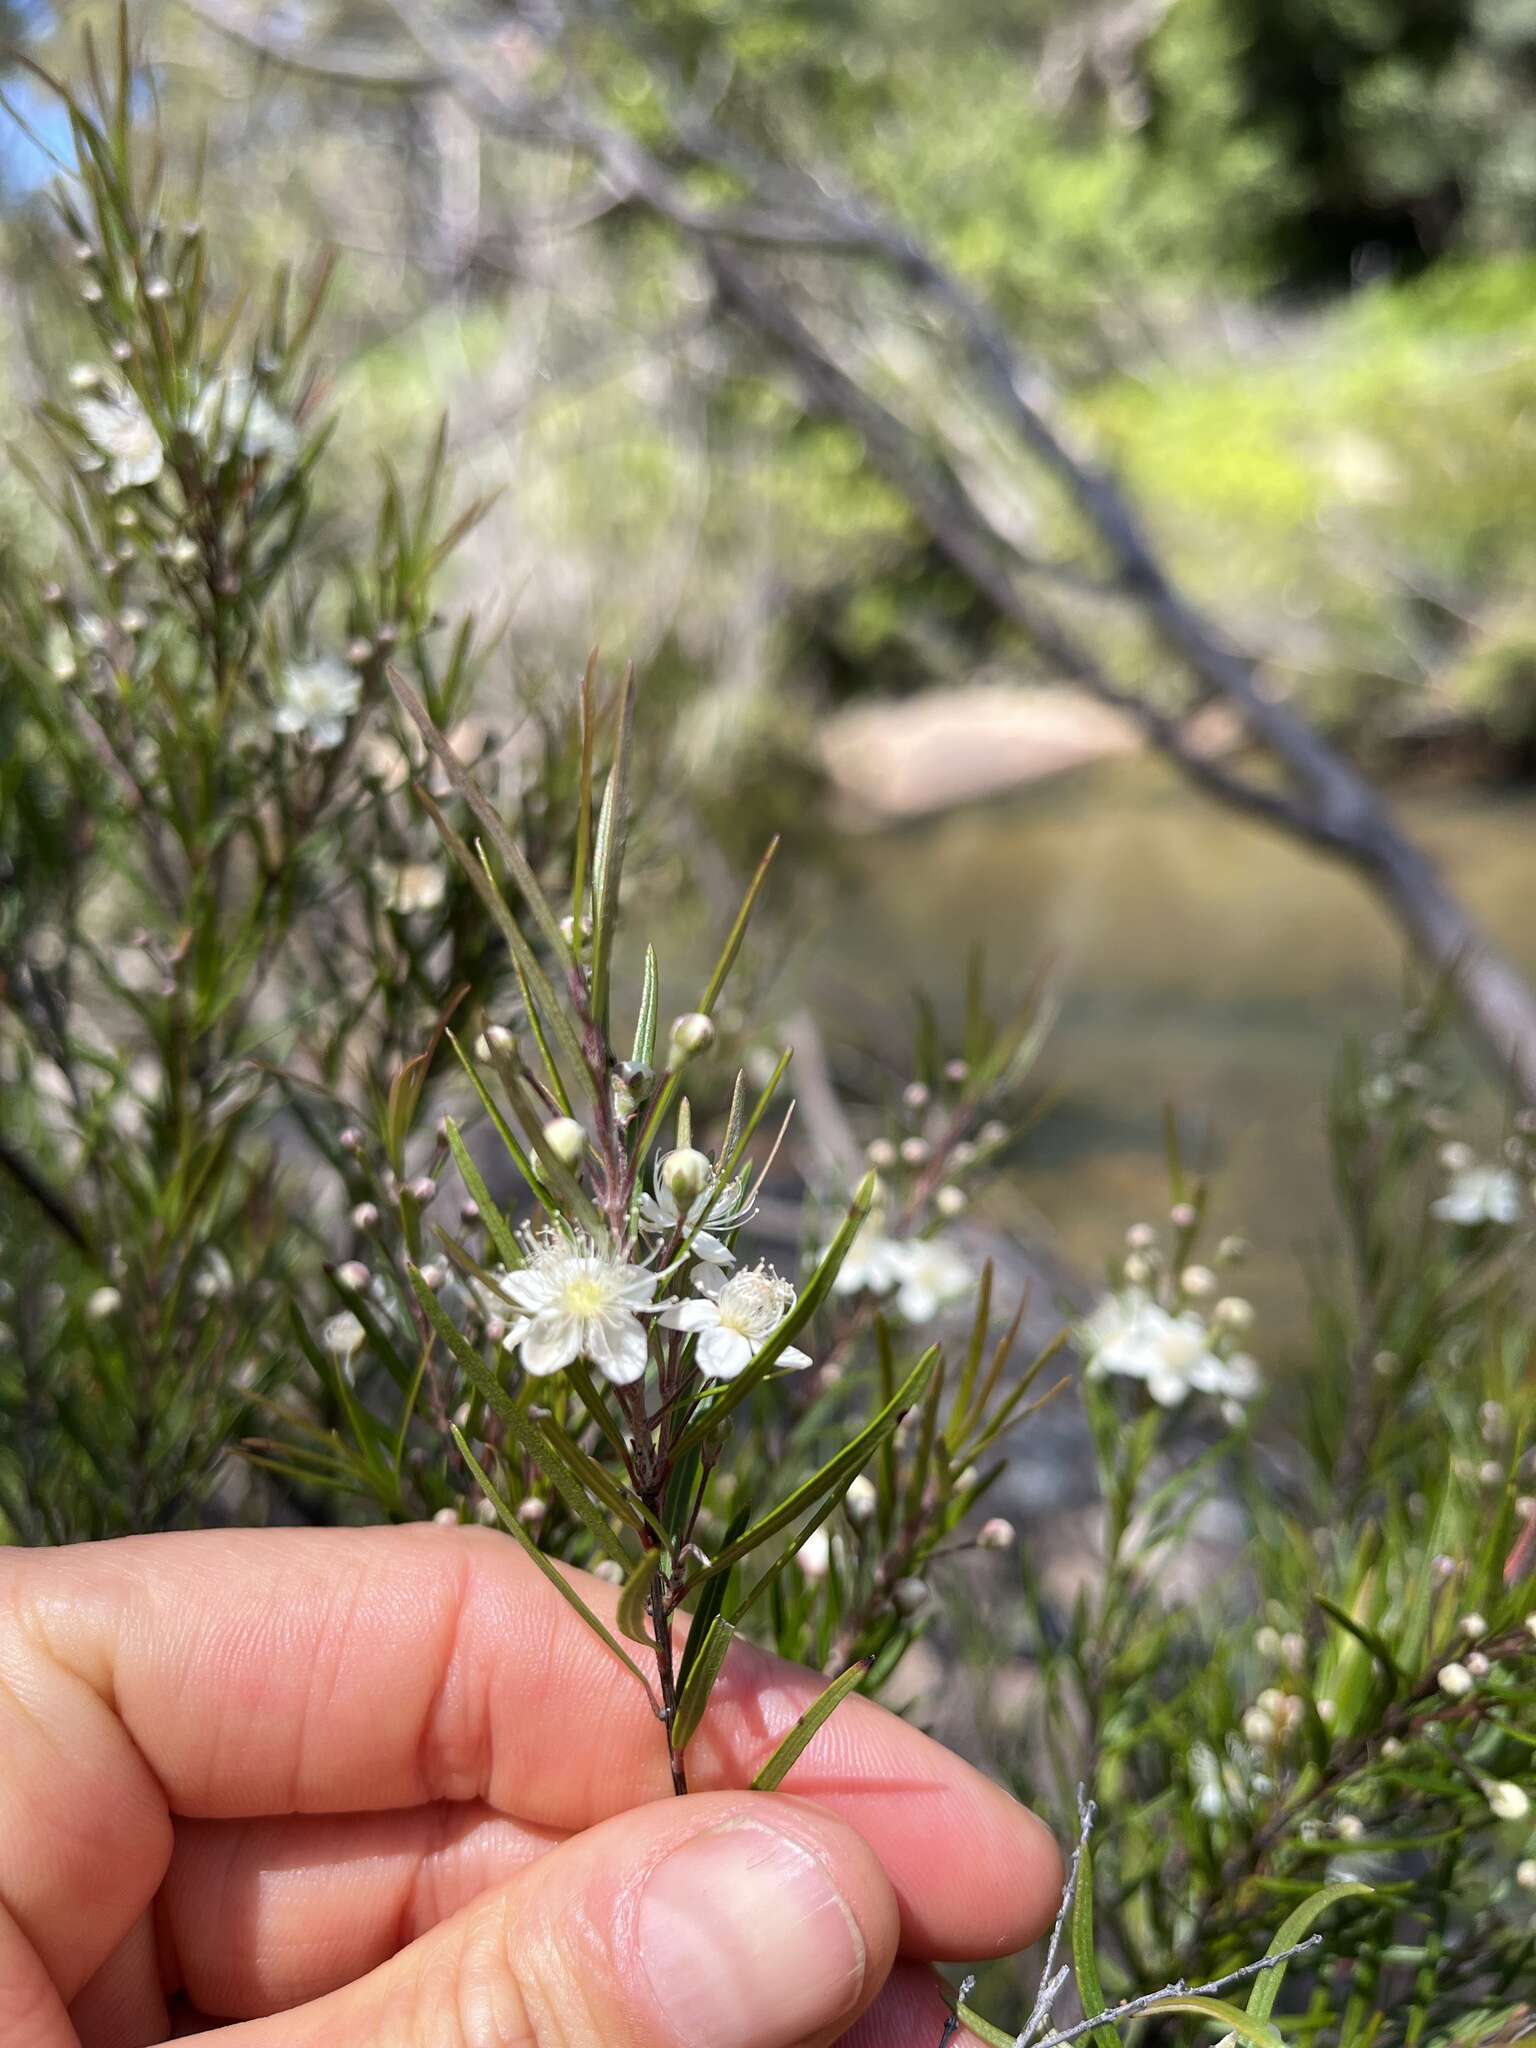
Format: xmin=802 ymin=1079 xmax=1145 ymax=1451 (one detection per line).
xmin=660 ymin=1146 xmax=713 ymax=1208
xmin=542 ymin=1116 xmax=587 ymax=1170
xmin=668 ymin=1011 xmax=716 ymax=1066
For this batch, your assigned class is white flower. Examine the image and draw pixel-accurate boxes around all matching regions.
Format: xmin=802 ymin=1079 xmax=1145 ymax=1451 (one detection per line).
xmin=498 ymin=1228 xmax=664 ymax=1385
xmin=829 ymin=1212 xmax=907 ymax=1297
xmin=321 ymin=1311 xmax=365 ymax=1359
xmin=887 ymin=1234 xmax=973 ymax=1324
xmin=77 ymin=386 xmax=163 ymax=491
xmin=272 ymin=656 xmax=361 ymax=751
xmin=1431 ymin=1164 xmax=1522 ymax=1227
xmin=1437 ymin=1660 xmax=1474 ymax=1697
xmin=190 ymin=371 xmax=299 ymax=465
xmin=659 ymin=1260 xmax=810 ymax=1379
xmin=1083 ymin=1290 xmax=1261 ymax=1408
xmin=637 ymin=1158 xmax=750 ymax=1266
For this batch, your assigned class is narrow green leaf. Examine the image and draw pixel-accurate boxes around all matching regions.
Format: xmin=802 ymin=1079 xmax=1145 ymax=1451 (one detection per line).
xmin=1071 ymin=1843 xmax=1121 ymax=2048
xmin=410 ymin=1271 xmax=631 ymax=1567
xmin=1246 ymin=1882 xmax=1374 ymax=2023
xmin=670 ymin=1615 xmax=737 ymax=1755
xmin=681 ymin=1349 xmax=938 ymax=1595
xmin=445 ymin=1030 xmax=557 ymax=1218
xmin=632 ymin=943 xmax=659 ymax=1068
xmin=675 ymin=1502 xmax=752 ymax=1700
xmin=389 ymin=664 xmax=573 ymax=966
xmin=443 ymin=1119 xmax=522 ymax=1270
xmin=589 ymin=663 xmax=635 ymax=1034
xmin=617 ymin=1555 xmax=658 ymax=1647
xmin=452 ymin=1430 xmax=658 ymax=1709
xmin=750 ymin=1659 xmax=869 ymax=1791
xmin=1138 ymin=1997 xmax=1281 ymax=2047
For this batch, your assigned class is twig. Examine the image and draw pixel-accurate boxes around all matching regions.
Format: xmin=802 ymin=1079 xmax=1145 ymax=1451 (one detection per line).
xmin=1027 ymin=1937 xmax=1322 ymax=2048
xmin=0 ymin=1136 xmax=92 ymax=1255
xmin=1018 ymin=1788 xmax=1098 ymax=2046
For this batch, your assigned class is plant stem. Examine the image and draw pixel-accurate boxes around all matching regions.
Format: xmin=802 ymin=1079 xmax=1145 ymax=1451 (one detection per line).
xmin=649 ymin=1566 xmax=689 ymax=1795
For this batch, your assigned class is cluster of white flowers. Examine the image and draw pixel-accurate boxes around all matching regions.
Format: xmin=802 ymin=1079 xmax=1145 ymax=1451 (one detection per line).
xmin=829 ymin=1212 xmax=972 ymax=1324
xmin=272 ymin=655 xmax=362 ymax=750
xmin=1430 ymin=1144 xmax=1523 ymax=1228
xmin=473 ymin=1147 xmax=805 ymax=1388
xmin=1081 ymin=1288 xmax=1261 ymax=1410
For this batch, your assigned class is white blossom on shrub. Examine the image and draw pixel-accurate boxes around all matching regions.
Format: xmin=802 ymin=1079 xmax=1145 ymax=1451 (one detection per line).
xmin=272 ymin=656 xmax=362 ymax=750
xmin=498 ymin=1228 xmax=664 ymax=1383
xmin=660 ymin=1260 xmax=810 ymax=1378
xmin=1430 ymin=1161 xmax=1521 ymax=1227
xmin=76 ymin=384 xmax=163 ymax=491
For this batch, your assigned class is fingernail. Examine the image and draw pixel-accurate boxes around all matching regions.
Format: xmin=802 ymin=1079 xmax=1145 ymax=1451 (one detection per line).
xmin=638 ymin=1818 xmax=867 ymax=2048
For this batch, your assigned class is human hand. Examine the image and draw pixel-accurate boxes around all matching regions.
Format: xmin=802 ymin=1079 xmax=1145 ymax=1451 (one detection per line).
xmin=0 ymin=1524 xmax=1061 ymax=2046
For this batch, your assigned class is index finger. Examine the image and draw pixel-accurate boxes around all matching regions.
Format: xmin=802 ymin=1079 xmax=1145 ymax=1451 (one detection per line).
xmin=1 ymin=1525 xmax=1060 ymax=1981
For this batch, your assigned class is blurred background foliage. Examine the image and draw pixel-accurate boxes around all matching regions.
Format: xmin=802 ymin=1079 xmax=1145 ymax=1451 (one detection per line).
xmin=5 ymin=0 xmax=1536 ymax=1335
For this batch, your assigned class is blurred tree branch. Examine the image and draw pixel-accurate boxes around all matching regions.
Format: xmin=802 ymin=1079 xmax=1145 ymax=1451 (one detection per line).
xmin=183 ymin=0 xmax=1536 ymax=1102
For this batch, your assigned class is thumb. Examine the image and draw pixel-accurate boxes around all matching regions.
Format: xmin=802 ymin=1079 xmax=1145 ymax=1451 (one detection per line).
xmin=185 ymin=1791 xmax=900 ymax=2048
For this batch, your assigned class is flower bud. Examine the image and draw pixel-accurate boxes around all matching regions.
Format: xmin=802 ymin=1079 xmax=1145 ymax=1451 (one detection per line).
xmin=86 ymin=1286 xmax=122 ymax=1321
xmin=592 ymin=1559 xmax=625 ymax=1585
xmin=844 ymin=1474 xmax=878 ymax=1525
xmin=321 ymin=1310 xmax=366 ymax=1358
xmin=476 ymin=1023 xmax=517 ymax=1065
xmin=1517 ymin=1858 xmax=1536 ymax=1890
xmin=336 ymin=1261 xmax=370 ymax=1292
xmin=1437 ymin=1660 xmax=1474 ymax=1697
xmin=943 ymin=1058 xmax=969 ymax=1084
xmin=1126 ymin=1222 xmax=1157 ymax=1250
xmin=795 ymin=1528 xmax=831 ymax=1580
xmin=418 ymin=1262 xmax=446 ymax=1292
xmin=1333 ymin=1813 xmax=1364 ymax=1842
xmin=900 ymin=1136 xmax=931 ymax=1166
xmin=474 ymin=1496 xmax=498 ymax=1525
xmin=559 ymin=912 xmax=592 ymax=948
xmin=979 ymin=1120 xmax=1008 ymax=1147
xmin=1466 ymin=1650 xmax=1490 ymax=1677
xmin=1459 ymin=1612 xmax=1488 ymax=1638
xmin=1170 ymin=1202 xmax=1198 ymax=1230
xmin=350 ymin=1201 xmax=380 ymax=1231
xmin=902 ymin=1081 xmax=930 ymax=1112
xmin=339 ymin=1126 xmax=364 ymax=1154
xmin=866 ymin=1138 xmax=897 ymax=1170
xmin=668 ymin=1011 xmax=716 ymax=1061
xmin=935 ymin=1185 xmax=967 ymax=1217
xmin=977 ymin=1516 xmax=1015 ymax=1552
xmin=518 ymin=1496 xmax=547 ymax=1528
xmin=1487 ymin=1780 xmax=1530 ymax=1823
xmin=1182 ymin=1266 xmax=1215 ymax=1301
xmin=541 ymin=1117 xmax=587 ymax=1170
xmin=1214 ymin=1296 xmax=1254 ymax=1330
xmin=660 ymin=1146 xmax=713 ymax=1208
xmin=1255 ymin=1625 xmax=1281 ymax=1660
xmin=406 ymin=1175 xmax=437 ymax=1205
xmin=432 ymin=1506 xmax=460 ymax=1527
xmin=892 ymin=1576 xmax=931 ymax=1617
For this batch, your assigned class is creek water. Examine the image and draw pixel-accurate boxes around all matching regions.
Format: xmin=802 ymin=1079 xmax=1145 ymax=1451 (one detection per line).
xmin=794 ymin=754 xmax=1536 ymax=1356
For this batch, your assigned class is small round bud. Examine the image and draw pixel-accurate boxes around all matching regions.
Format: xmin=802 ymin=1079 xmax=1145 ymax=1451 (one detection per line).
xmin=1214 ymin=1296 xmax=1254 ymax=1330
xmin=1334 ymin=1813 xmax=1364 ymax=1842
xmin=935 ymin=1185 xmax=967 ymax=1217
xmin=900 ymin=1136 xmax=931 ymax=1167
xmin=979 ymin=1120 xmax=1008 ymax=1147
xmin=418 ymin=1262 xmax=446 ymax=1293
xmin=518 ymin=1496 xmax=547 ymax=1528
xmin=1169 ymin=1202 xmax=1198 ymax=1230
xmin=1180 ymin=1264 xmax=1217 ymax=1298
xmin=1281 ymin=1632 xmax=1307 ymax=1671
xmin=1487 ymin=1781 xmax=1530 ymax=1823
xmin=1316 ymin=1697 xmax=1337 ymax=1724
xmin=541 ymin=1117 xmax=587 ymax=1170
xmin=474 ymin=1496 xmax=497 ymax=1525
xmin=660 ymin=1146 xmax=713 ymax=1208
xmin=1255 ymin=1626 xmax=1282 ymax=1660
xmin=346 ymin=637 xmax=373 ymax=665
xmin=373 ymin=622 xmax=399 ymax=650
xmin=476 ymin=1024 xmax=517 ymax=1064
xmin=1460 ymin=1612 xmax=1488 ymax=1638
xmin=1439 ymin=1140 xmax=1474 ymax=1172
xmin=892 ymin=1577 xmax=931 ymax=1617
xmin=977 ymin=1516 xmax=1015 ymax=1552
xmin=1516 ymin=1858 xmax=1536 ymax=1891
xmin=1466 ymin=1650 xmax=1491 ymax=1677
xmin=669 ymin=1011 xmax=716 ymax=1059
xmin=486 ymin=1318 xmax=508 ymax=1345
xmin=336 ymin=1261 xmax=371 ymax=1292
xmin=949 ymin=1140 xmax=977 ymax=1168
xmin=866 ymin=1138 xmax=897 ymax=1170
xmin=592 ymin=1560 xmax=625 ymax=1585
xmin=1217 ymin=1235 xmax=1250 ymax=1263
xmin=350 ymin=1201 xmax=380 ymax=1231
xmin=1242 ymin=1707 xmax=1276 ymax=1747
xmin=1437 ymin=1660 xmax=1474 ymax=1697
xmin=1380 ymin=1736 xmax=1404 ymax=1759
xmin=844 ymin=1474 xmax=878 ymax=1525
xmin=558 ymin=912 xmax=591 ymax=948
xmin=1479 ymin=1460 xmax=1504 ymax=1488
xmin=432 ymin=1506 xmax=460 ymax=1527
xmin=1123 ymin=1253 xmax=1151 ymax=1286
xmin=143 ymin=275 xmax=171 ymax=302
xmin=110 ymin=338 xmax=132 ymax=363
xmin=339 ymin=1127 xmax=365 ymax=1156
xmin=1430 ymin=1553 xmax=1458 ymax=1585
xmin=616 ymin=1057 xmax=653 ymax=1097
xmin=902 ymin=1081 xmax=930 ymax=1112
xmin=1126 ymin=1222 xmax=1157 ymax=1250
xmin=86 ymin=1286 xmax=122 ymax=1321
xmin=80 ymin=279 xmax=103 ymax=304
xmin=943 ymin=1058 xmax=969 ymax=1084
xmin=406 ymin=1175 xmax=437 ymax=1205
xmin=795 ymin=1529 xmax=831 ymax=1580
xmin=460 ymin=1200 xmax=481 ymax=1225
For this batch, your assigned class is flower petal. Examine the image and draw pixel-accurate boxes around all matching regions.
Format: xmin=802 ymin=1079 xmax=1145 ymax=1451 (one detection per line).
xmin=517 ymin=1312 xmax=581 ymax=1376
xmin=586 ymin=1312 xmax=650 ymax=1386
xmin=659 ymin=1298 xmax=719 ymax=1334
xmin=695 ymin=1325 xmax=754 ymax=1379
